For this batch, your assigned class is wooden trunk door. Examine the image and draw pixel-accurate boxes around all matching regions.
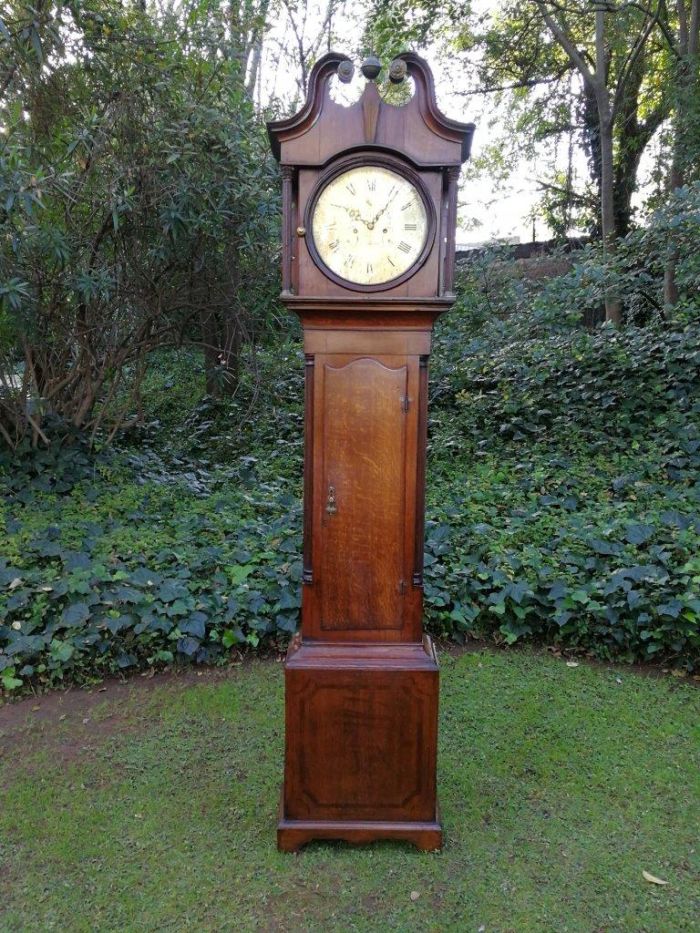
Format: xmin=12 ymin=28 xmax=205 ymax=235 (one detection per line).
xmin=311 ymin=355 xmax=416 ymax=638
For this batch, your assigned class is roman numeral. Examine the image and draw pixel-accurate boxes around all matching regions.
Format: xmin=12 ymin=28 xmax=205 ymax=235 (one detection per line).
xmin=367 ymin=179 xmax=376 ymax=191
xmin=388 ymin=257 xmax=396 ymax=267
xmin=329 ymin=240 xmax=339 ymax=251
xmin=404 ymin=223 xmax=417 ymax=230
xmin=366 ymin=262 xmax=373 ymax=274
xmin=344 ymin=255 xmax=355 ymax=268
xmin=398 ymin=241 xmax=412 ymax=253
xmin=346 ymin=182 xmax=356 ymax=195
xmin=401 ymin=200 xmax=415 ymax=211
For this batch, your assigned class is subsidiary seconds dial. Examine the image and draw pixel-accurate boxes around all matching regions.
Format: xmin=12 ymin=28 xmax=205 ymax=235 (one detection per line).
xmin=309 ymin=165 xmax=429 ymax=287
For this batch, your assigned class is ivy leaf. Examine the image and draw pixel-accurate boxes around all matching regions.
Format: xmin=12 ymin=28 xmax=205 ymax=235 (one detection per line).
xmin=180 ymin=613 xmax=207 ymax=638
xmin=105 ymin=615 xmax=134 ymax=634
xmin=157 ymin=581 xmax=187 ymax=603
xmin=130 ymin=568 xmax=162 ymax=586
xmin=222 ymin=629 xmax=240 ymax=648
xmin=589 ymin=538 xmax=619 ymax=556
xmin=177 ymin=636 xmax=200 ymax=657
xmin=228 ymin=565 xmax=254 ymax=585
xmin=61 ymin=602 xmax=91 ymax=626
xmin=625 ymin=524 xmax=654 ymax=546
xmin=277 ymin=587 xmax=300 ymax=610
xmin=50 ymin=640 xmax=75 ymax=663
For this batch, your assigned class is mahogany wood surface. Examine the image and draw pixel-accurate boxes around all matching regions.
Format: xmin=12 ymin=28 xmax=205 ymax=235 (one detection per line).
xmin=283 ymin=641 xmax=438 ymax=822
xmin=267 ymin=53 xmax=474 ymax=168
xmin=267 ymin=52 xmax=473 ymax=852
xmin=277 ymin=797 xmax=443 ymax=853
xmin=317 ymin=357 xmax=408 ymax=633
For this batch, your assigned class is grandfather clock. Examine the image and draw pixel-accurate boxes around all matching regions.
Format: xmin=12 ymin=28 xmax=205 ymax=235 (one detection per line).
xmin=268 ymin=52 xmax=474 ymax=851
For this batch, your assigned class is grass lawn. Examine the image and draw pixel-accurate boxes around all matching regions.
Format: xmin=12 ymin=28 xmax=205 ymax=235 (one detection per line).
xmin=1 ymin=649 xmax=698 ymax=932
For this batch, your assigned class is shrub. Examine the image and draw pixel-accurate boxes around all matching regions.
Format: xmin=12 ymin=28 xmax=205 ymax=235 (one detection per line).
xmin=0 ymin=3 xmax=281 ymax=448
xmin=424 ymin=279 xmax=700 ymax=667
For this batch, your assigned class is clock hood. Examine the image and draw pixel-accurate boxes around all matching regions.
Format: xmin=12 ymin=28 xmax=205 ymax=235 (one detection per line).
xmin=267 ymin=52 xmax=475 ymax=169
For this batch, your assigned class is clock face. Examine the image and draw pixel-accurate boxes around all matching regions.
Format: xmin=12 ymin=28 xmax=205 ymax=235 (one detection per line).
xmin=310 ymin=165 xmax=429 ymax=287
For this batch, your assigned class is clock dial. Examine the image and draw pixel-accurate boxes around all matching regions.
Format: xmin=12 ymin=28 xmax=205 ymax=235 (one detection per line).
xmin=310 ymin=165 xmax=429 ymax=286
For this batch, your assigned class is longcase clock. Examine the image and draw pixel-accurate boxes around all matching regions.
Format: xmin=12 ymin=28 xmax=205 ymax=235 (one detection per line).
xmin=267 ymin=52 xmax=474 ymax=851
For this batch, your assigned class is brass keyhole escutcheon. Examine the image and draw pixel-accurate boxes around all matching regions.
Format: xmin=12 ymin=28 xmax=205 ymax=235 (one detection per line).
xmin=326 ymin=484 xmax=337 ymax=515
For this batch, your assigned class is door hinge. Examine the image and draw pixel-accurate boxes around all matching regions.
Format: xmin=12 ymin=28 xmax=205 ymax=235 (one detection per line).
xmin=400 ymin=395 xmax=410 ymax=413
xmin=398 ymin=579 xmax=407 ymax=595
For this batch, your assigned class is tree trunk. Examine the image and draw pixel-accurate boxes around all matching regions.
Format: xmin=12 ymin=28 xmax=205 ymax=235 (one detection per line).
xmin=201 ymin=311 xmax=220 ymax=397
xmin=598 ymin=112 xmax=622 ymax=325
xmin=664 ymin=0 xmax=699 ymax=307
xmin=612 ymin=55 xmax=665 ymax=239
xmin=613 ymin=127 xmax=654 ymax=240
xmin=595 ymin=10 xmax=622 ymax=326
xmin=663 ymin=161 xmax=683 ymax=307
xmin=580 ymin=83 xmax=603 ymax=237
xmin=219 ymin=320 xmax=242 ymax=397
xmin=536 ymin=0 xmax=667 ymax=324
xmin=244 ymin=0 xmax=270 ymax=99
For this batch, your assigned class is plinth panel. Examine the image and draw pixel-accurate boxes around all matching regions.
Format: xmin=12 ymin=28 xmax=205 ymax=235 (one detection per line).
xmin=281 ymin=640 xmax=439 ymax=827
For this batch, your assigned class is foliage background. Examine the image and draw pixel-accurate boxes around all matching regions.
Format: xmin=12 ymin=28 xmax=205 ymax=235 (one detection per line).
xmin=1 ymin=185 xmax=699 ymax=691
xmin=0 ymin=1 xmax=282 ymax=446
xmin=1 ymin=3 xmax=699 ymax=693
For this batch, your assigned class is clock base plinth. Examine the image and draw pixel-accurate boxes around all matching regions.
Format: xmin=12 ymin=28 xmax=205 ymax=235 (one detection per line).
xmin=277 ymin=795 xmax=443 ymax=852
xmin=278 ymin=637 xmax=441 ymax=852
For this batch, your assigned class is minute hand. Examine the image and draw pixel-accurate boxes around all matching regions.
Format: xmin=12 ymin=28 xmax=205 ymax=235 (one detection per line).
xmin=371 ymin=188 xmax=399 ymax=224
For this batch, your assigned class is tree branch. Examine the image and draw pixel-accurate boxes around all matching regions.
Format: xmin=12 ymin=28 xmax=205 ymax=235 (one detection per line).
xmin=534 ymin=178 xmax=597 ymax=205
xmin=455 ymin=67 xmax=573 ymax=96
xmin=612 ymin=2 xmax=662 ymax=120
xmin=535 ymin=0 xmax=598 ymax=87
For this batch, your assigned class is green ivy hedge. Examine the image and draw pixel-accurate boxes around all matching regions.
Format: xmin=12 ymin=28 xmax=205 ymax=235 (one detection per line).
xmin=424 ymin=309 xmax=700 ymax=661
xmin=1 ymin=315 xmax=699 ymax=693
xmin=0 ymin=440 xmax=303 ymax=691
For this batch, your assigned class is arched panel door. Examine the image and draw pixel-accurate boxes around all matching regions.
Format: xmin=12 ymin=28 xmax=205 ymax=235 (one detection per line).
xmin=313 ymin=356 xmax=411 ymax=636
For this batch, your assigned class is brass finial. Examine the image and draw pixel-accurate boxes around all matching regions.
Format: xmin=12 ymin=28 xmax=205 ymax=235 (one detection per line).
xmin=337 ymin=60 xmax=354 ymax=84
xmin=360 ymin=55 xmax=381 ymax=80
xmin=389 ymin=59 xmax=407 ymax=84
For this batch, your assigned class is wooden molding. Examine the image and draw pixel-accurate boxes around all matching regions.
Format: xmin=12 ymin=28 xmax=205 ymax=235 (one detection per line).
xmin=361 ymin=81 xmax=382 ymax=143
xmin=267 ymin=51 xmax=474 ymax=169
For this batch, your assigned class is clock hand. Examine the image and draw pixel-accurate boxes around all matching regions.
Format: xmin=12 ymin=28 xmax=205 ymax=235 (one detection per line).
xmin=330 ymin=202 xmax=380 ymax=229
xmin=371 ymin=188 xmax=399 ymax=224
xmin=331 ymin=204 xmax=373 ymax=227
xmin=331 ymin=204 xmax=376 ymax=230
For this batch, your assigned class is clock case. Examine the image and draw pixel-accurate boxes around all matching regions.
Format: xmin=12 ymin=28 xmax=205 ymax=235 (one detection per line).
xmin=268 ymin=52 xmax=474 ymax=852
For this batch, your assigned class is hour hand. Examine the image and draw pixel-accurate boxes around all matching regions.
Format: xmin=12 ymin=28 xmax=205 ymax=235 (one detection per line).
xmin=331 ymin=204 xmax=372 ymax=227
